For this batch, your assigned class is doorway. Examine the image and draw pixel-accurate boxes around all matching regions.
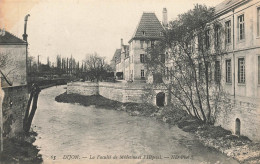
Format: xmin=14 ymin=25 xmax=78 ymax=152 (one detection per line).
xmin=235 ymin=118 xmax=241 ymax=136
xmin=156 ymin=92 xmax=165 ymax=107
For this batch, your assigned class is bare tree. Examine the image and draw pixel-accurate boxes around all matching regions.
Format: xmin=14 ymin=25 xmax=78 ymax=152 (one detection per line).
xmin=146 ymin=4 xmax=227 ymax=124
xmin=84 ymin=53 xmax=111 ymax=81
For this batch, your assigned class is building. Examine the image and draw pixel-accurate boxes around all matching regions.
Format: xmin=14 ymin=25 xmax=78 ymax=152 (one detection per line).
xmin=0 ymin=29 xmax=28 ymax=137
xmin=112 ymin=0 xmax=260 ymax=141
xmin=212 ymin=0 xmax=260 ymax=141
xmin=114 ymin=9 xmax=167 ymax=82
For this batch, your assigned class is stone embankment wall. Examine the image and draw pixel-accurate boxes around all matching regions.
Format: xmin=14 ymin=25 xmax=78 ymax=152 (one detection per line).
xmin=215 ymin=96 xmax=260 ymax=142
xmin=2 ymin=85 xmax=28 ymax=138
xmin=67 ymin=82 xmax=169 ymax=105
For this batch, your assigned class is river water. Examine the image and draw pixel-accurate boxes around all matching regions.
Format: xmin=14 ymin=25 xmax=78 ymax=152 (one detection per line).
xmin=32 ymin=86 xmax=238 ymax=164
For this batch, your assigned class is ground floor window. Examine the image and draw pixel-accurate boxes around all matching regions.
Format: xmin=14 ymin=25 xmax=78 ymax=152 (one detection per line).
xmin=238 ymin=58 xmax=245 ymax=83
xmin=215 ymin=61 xmax=221 ymax=83
xmin=141 ymin=70 xmax=144 ymax=78
xmin=226 ymin=59 xmax=232 ymax=83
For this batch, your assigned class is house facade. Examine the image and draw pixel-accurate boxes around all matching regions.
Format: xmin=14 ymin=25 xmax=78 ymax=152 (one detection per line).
xmin=0 ymin=29 xmax=28 ymax=137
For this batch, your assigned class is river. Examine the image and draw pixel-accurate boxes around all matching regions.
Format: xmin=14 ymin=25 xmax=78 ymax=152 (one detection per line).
xmin=32 ymin=86 xmax=238 ymax=164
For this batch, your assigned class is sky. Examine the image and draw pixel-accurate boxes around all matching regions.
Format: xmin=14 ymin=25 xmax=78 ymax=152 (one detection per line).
xmin=0 ymin=0 xmax=224 ymax=64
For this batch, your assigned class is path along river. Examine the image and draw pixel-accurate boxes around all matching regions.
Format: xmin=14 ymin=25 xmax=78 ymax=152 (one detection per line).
xmin=32 ymin=86 xmax=238 ymax=164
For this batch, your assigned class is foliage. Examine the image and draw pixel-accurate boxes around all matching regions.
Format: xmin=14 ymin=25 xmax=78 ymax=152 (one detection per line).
xmin=146 ymin=4 xmax=227 ymax=124
xmin=84 ymin=53 xmax=113 ymax=81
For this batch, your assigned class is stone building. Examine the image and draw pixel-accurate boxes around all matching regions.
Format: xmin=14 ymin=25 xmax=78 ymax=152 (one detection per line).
xmin=212 ymin=0 xmax=260 ymax=141
xmin=114 ymin=9 xmax=167 ymax=82
xmin=0 ymin=29 xmax=28 ymax=137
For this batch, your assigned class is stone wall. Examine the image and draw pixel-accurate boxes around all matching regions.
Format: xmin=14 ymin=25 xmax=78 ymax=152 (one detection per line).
xmin=215 ymin=96 xmax=260 ymax=142
xmin=67 ymin=82 xmax=99 ymax=96
xmin=2 ymin=85 xmax=28 ymax=138
xmin=67 ymin=82 xmax=169 ymax=105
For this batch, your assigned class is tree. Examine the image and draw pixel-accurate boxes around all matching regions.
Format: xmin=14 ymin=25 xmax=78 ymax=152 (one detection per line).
xmin=146 ymin=4 xmax=227 ymax=124
xmin=23 ymin=84 xmax=41 ymax=133
xmin=84 ymin=53 xmax=112 ymax=81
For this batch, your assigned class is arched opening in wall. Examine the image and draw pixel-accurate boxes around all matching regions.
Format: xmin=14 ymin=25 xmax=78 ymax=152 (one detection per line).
xmin=156 ymin=92 xmax=165 ymax=107
xmin=235 ymin=118 xmax=241 ymax=136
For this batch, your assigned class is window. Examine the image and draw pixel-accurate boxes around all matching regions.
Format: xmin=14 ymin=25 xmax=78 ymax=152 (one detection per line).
xmin=140 ymin=54 xmax=145 ymax=63
xmin=205 ymin=29 xmax=210 ymax=49
xmin=142 ymin=31 xmax=146 ymax=36
xmin=140 ymin=40 xmax=144 ymax=49
xmin=215 ymin=61 xmax=221 ymax=83
xmin=160 ymin=31 xmax=163 ymax=36
xmin=238 ymin=14 xmax=245 ymax=40
xmin=257 ymin=7 xmax=260 ymax=36
xmin=225 ymin=20 xmax=231 ymax=43
xmin=226 ymin=59 xmax=232 ymax=83
xmin=215 ymin=26 xmax=220 ymax=47
xmin=160 ymin=54 xmax=165 ymax=63
xmin=151 ymin=41 xmax=155 ymax=48
xmin=238 ymin=58 xmax=245 ymax=83
xmin=141 ymin=70 xmax=145 ymax=78
xmin=258 ymin=56 xmax=260 ymax=84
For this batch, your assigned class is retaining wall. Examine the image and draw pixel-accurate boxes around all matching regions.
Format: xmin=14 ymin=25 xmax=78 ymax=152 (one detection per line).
xmin=215 ymin=96 xmax=260 ymax=142
xmin=67 ymin=82 xmax=169 ymax=105
xmin=2 ymin=85 xmax=28 ymax=138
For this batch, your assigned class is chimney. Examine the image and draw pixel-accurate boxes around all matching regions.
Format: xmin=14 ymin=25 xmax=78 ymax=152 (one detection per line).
xmin=23 ymin=14 xmax=30 ymax=42
xmin=121 ymin=38 xmax=124 ymax=46
xmin=162 ymin=8 xmax=168 ymax=27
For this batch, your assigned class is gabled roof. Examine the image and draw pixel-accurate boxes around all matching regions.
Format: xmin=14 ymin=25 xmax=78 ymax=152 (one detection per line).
xmin=0 ymin=30 xmax=26 ymax=45
xmin=113 ymin=49 xmax=121 ymax=64
xmin=129 ymin=12 xmax=164 ymax=43
xmin=215 ymin=0 xmax=249 ymax=16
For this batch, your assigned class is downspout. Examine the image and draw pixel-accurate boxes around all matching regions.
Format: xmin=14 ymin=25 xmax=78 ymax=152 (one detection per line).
xmin=232 ymin=9 xmax=236 ymax=97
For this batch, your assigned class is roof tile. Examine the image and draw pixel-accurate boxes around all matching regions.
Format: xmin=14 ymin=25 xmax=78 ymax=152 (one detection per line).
xmin=130 ymin=12 xmax=164 ymax=42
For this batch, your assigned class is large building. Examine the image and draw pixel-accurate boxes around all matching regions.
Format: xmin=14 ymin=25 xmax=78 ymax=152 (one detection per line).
xmin=212 ymin=0 xmax=260 ymax=141
xmin=111 ymin=0 xmax=260 ymax=141
xmin=113 ymin=9 xmax=167 ymax=82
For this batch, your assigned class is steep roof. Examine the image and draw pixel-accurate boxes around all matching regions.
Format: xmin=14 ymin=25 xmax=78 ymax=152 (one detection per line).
xmin=129 ymin=12 xmax=164 ymax=43
xmin=0 ymin=30 xmax=26 ymax=45
xmin=215 ymin=0 xmax=249 ymax=16
xmin=113 ymin=49 xmax=121 ymax=64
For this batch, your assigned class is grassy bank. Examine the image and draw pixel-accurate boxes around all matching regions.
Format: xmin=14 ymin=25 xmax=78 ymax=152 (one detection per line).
xmin=0 ymin=131 xmax=43 ymax=164
xmin=55 ymin=92 xmax=260 ymax=164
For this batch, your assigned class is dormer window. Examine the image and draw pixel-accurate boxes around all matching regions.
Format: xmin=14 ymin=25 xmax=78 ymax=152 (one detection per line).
xmin=142 ymin=31 xmax=146 ymax=36
xmin=160 ymin=31 xmax=163 ymax=36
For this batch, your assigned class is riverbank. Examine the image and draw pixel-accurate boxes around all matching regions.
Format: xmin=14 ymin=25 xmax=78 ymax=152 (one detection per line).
xmin=55 ymin=92 xmax=260 ymax=164
xmin=0 ymin=131 xmax=43 ymax=163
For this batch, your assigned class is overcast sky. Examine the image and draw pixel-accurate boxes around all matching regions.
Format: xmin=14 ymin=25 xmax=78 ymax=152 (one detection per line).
xmin=1 ymin=0 xmax=224 ymax=64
